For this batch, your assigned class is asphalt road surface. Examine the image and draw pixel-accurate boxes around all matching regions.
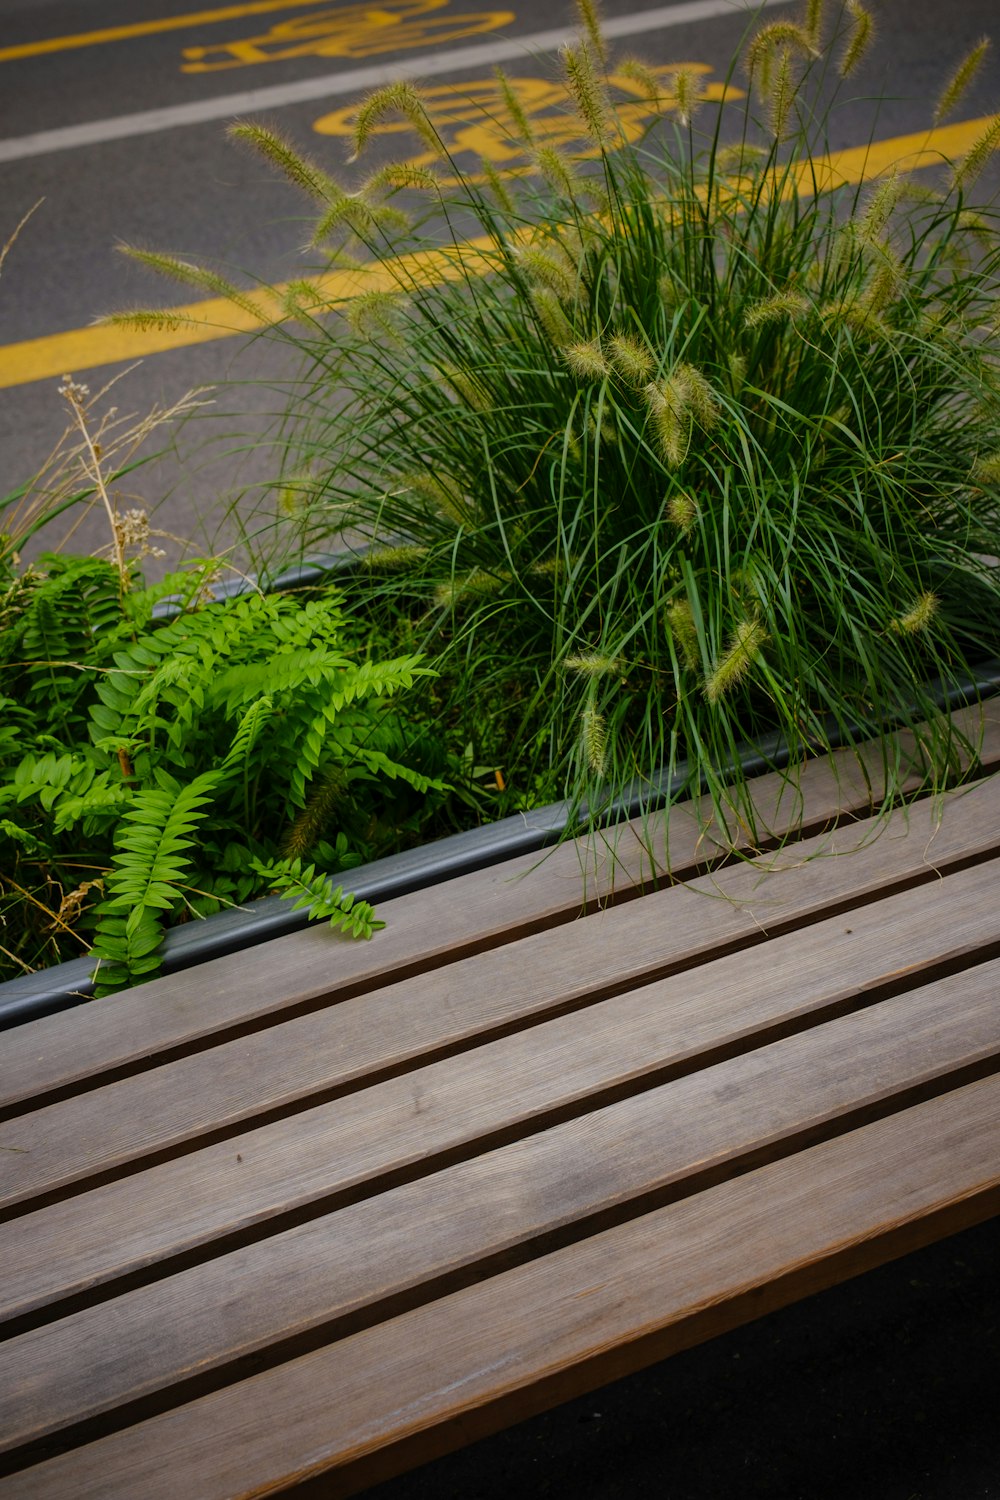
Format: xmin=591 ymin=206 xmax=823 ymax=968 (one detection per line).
xmin=1 ymin=0 xmax=998 ymax=576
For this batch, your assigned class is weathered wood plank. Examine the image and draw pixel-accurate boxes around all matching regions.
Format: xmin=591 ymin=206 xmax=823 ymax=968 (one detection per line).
xmin=2 ymin=962 xmax=998 ymax=1457
xmin=4 ymin=1077 xmax=996 ymax=1500
xmin=2 ymin=704 xmax=996 ymax=1113
xmin=2 ymin=861 xmax=998 ymax=1324
xmin=2 ymin=777 xmax=999 ymax=1212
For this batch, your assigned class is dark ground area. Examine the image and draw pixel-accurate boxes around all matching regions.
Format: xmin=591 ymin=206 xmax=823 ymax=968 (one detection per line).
xmin=367 ymin=1214 xmax=999 ymax=1499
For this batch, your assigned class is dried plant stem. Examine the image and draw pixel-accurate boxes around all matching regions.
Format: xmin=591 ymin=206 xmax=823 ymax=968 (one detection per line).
xmin=58 ymin=377 xmax=129 ymax=587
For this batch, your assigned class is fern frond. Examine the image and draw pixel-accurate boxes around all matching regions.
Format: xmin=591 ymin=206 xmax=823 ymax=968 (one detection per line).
xmin=350 ymin=744 xmax=448 ymax=795
xmin=250 ymin=857 xmax=384 ymax=939
xmin=220 ymin=695 xmax=274 ymax=775
xmin=91 ymin=770 xmax=220 ymax=992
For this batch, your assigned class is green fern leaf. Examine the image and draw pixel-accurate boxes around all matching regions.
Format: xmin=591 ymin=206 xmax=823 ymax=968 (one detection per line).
xmin=250 ymin=856 xmax=384 ymax=939
xmin=91 ymin=769 xmax=220 ymax=990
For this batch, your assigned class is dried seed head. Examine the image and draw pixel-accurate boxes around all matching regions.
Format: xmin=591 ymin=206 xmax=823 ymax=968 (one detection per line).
xmin=666 ymin=599 xmax=700 ymax=671
xmin=607 ymin=333 xmax=654 ymax=384
xmin=361 ymin=544 xmax=430 ymax=570
xmin=953 ymin=113 xmax=1000 ymax=192
xmin=675 ymin=363 xmax=720 ymax=428
xmin=351 ymin=82 xmax=441 ymax=162
xmin=311 ymin=195 xmax=409 ymax=245
xmin=562 ymin=41 xmax=614 ymax=145
xmin=971 ymin=451 xmax=1000 ymax=485
xmin=744 ymin=290 xmax=811 ymax=328
xmin=99 ymin=308 xmax=191 ymax=334
xmin=855 ymin=167 xmax=906 ymax=243
xmin=227 ymin=121 xmax=338 ymax=203
xmin=362 ymin=163 xmax=442 ymax=196
xmin=644 ymin=381 xmax=686 ymax=467
xmin=839 ymin=1 xmax=874 ymax=78
xmin=565 ymin=652 xmax=621 ymax=675
xmin=564 ymin=339 xmax=610 ymax=380
xmin=407 ymin=471 xmax=474 ymax=527
xmin=670 ymin=66 xmax=705 ymax=127
xmin=533 ymin=146 xmax=583 ymax=200
xmin=530 ymin=287 xmax=574 ymax=347
xmin=745 ymin=21 xmax=817 ymax=95
xmin=574 ymin=0 xmax=609 ymax=66
xmin=714 ymin=142 xmax=768 ymax=175
xmin=665 ymin=492 xmax=698 ymax=532
xmin=891 ymin=591 xmax=939 ymax=635
xmin=581 ymin=695 xmax=608 ymax=776
xmin=820 ymin=298 xmax=891 ymax=341
xmin=435 ymin=568 xmax=506 ymax=609
xmin=934 ymin=38 xmax=990 ymax=127
xmin=283 ymin=770 xmax=346 ymax=859
xmin=861 ymin=245 xmax=903 ymax=315
xmin=480 ymin=159 xmax=518 ymax=214
xmin=767 ymin=46 xmax=796 ymax=138
xmin=345 ymin=289 xmax=403 ymax=341
xmin=494 ymin=67 xmax=536 ymax=149
xmin=956 ymin=209 xmax=994 ymax=248
xmin=616 ymin=57 xmax=664 ymax=104
xmin=803 ymin=0 xmax=825 ymax=44
xmin=514 ymin=244 xmax=577 ymax=301
xmin=117 ymin=246 xmax=266 ymax=323
xmin=704 ymin=619 xmax=768 ymax=703
xmin=644 ymin=364 xmax=718 ymax=467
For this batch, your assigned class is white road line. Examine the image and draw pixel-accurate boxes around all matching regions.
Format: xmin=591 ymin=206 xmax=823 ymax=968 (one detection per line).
xmin=0 ymin=0 xmax=791 ymax=163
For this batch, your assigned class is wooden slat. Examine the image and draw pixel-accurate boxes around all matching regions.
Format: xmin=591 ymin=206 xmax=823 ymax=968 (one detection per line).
xmin=1 ymin=961 xmax=998 ymax=1457
xmin=2 ymin=702 xmax=997 ymax=1112
xmin=2 ymin=778 xmax=999 ymax=1213
xmin=4 ymin=1077 xmax=997 ymax=1500
xmin=2 ymin=859 xmax=998 ymax=1327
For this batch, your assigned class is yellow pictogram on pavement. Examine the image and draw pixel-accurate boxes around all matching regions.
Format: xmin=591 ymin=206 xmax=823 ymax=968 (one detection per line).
xmin=313 ymin=63 xmax=737 ymax=181
xmin=181 ymin=0 xmax=513 ymax=71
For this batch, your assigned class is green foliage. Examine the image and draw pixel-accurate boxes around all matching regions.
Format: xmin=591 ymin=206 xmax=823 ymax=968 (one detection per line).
xmin=128 ymin=0 xmax=1000 ymax=842
xmin=0 ymin=554 xmax=443 ymax=989
xmin=249 ymin=856 xmax=384 ymax=939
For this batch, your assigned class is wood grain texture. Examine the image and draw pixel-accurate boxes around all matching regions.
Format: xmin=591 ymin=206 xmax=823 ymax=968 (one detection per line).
xmin=2 ymin=960 xmax=999 ymax=1455
xmin=4 ymin=1077 xmax=997 ymax=1500
xmin=2 ymin=704 xmax=996 ymax=1113
xmin=3 ymin=774 xmax=999 ymax=1216
xmin=2 ymin=856 xmax=998 ymax=1326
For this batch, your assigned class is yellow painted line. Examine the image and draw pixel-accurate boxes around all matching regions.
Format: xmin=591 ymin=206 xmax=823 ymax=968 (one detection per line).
xmin=0 ymin=0 xmax=337 ymax=64
xmin=789 ymin=118 xmax=987 ymax=194
xmin=0 ymin=116 xmax=990 ymax=392
xmin=0 ymin=239 xmax=498 ymax=390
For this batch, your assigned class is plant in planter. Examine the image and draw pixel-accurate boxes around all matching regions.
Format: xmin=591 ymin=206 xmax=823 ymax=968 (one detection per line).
xmin=0 ymin=382 xmax=446 ymax=993
xmin=110 ymin=0 xmax=1000 ymax=847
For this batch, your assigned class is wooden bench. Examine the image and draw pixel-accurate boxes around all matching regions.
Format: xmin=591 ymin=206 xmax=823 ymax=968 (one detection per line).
xmin=1 ymin=703 xmax=999 ymax=1497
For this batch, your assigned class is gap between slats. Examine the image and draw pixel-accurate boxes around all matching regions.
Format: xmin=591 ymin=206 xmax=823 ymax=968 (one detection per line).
xmin=1 ymin=861 xmax=998 ymax=1336
xmin=1 ymin=971 xmax=999 ymax=1472
xmin=2 ymin=778 xmax=1000 ymax=1220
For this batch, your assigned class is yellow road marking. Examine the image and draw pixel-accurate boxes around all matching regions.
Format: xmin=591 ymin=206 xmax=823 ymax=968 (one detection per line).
xmin=313 ymin=63 xmax=736 ymax=183
xmin=180 ymin=0 xmax=513 ymax=72
xmin=0 ymin=116 xmax=989 ymax=392
xmin=0 ymin=0 xmax=340 ymax=64
xmin=0 ymin=239 xmax=498 ymax=390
